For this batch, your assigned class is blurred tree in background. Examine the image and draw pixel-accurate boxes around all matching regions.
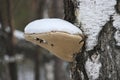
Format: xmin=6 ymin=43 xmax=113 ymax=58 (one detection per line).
xmin=0 ymin=0 xmax=68 ymax=80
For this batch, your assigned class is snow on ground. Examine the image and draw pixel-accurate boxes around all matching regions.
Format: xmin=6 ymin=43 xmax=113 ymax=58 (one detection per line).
xmin=45 ymin=61 xmax=54 ymax=80
xmin=75 ymin=0 xmax=116 ymax=51
xmin=14 ymin=30 xmax=24 ymax=39
xmin=18 ymin=60 xmax=34 ymax=80
xmin=0 ymin=54 xmax=23 ymax=63
xmin=18 ymin=60 xmax=54 ymax=80
xmin=113 ymin=13 xmax=120 ymax=46
xmin=24 ymin=18 xmax=82 ymax=35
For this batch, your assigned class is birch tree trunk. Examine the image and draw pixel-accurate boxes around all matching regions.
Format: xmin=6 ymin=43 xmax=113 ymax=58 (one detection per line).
xmin=64 ymin=0 xmax=120 ymax=80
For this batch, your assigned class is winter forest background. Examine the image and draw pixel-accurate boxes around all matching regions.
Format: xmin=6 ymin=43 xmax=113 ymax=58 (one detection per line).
xmin=0 ymin=0 xmax=68 ymax=80
xmin=1 ymin=0 xmax=120 ymax=80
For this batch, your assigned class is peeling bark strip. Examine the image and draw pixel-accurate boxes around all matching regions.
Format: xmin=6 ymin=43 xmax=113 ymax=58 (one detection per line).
xmin=64 ymin=0 xmax=120 ymax=80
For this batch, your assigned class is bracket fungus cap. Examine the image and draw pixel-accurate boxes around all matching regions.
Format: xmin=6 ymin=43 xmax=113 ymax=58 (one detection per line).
xmin=24 ymin=18 xmax=84 ymax=62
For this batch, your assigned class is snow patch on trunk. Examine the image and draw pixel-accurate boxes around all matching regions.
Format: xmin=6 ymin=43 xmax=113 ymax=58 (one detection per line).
xmin=113 ymin=13 xmax=120 ymax=46
xmin=85 ymin=54 xmax=102 ymax=80
xmin=5 ymin=27 xmax=11 ymax=33
xmin=75 ymin=0 xmax=116 ymax=51
xmin=14 ymin=30 xmax=24 ymax=39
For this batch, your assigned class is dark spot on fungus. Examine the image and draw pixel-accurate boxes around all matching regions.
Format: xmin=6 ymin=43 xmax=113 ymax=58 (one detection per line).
xmin=35 ymin=37 xmax=45 ymax=43
xmin=51 ymin=44 xmax=54 ymax=47
xmin=40 ymin=39 xmax=44 ymax=43
xmin=36 ymin=37 xmax=40 ymax=41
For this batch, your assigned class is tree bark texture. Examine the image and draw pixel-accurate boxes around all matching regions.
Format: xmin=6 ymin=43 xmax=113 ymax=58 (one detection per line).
xmin=64 ymin=0 xmax=120 ymax=80
xmin=0 ymin=0 xmax=18 ymax=80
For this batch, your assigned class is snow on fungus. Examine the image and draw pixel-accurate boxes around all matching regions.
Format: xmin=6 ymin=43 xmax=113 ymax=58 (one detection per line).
xmin=25 ymin=18 xmax=82 ymax=34
xmin=24 ymin=18 xmax=84 ymax=62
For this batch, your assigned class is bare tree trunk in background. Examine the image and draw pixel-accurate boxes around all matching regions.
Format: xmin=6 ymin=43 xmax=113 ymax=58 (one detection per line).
xmin=48 ymin=0 xmax=64 ymax=18
xmin=34 ymin=47 xmax=40 ymax=80
xmin=47 ymin=0 xmax=68 ymax=80
xmin=31 ymin=0 xmax=48 ymax=80
xmin=7 ymin=0 xmax=18 ymax=80
xmin=31 ymin=0 xmax=47 ymax=19
xmin=37 ymin=0 xmax=47 ymax=18
xmin=64 ymin=0 xmax=120 ymax=80
xmin=0 ymin=1 xmax=10 ymax=80
xmin=0 ymin=0 xmax=17 ymax=80
xmin=54 ymin=57 xmax=67 ymax=80
xmin=31 ymin=0 xmax=38 ymax=19
xmin=31 ymin=5 xmax=41 ymax=78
